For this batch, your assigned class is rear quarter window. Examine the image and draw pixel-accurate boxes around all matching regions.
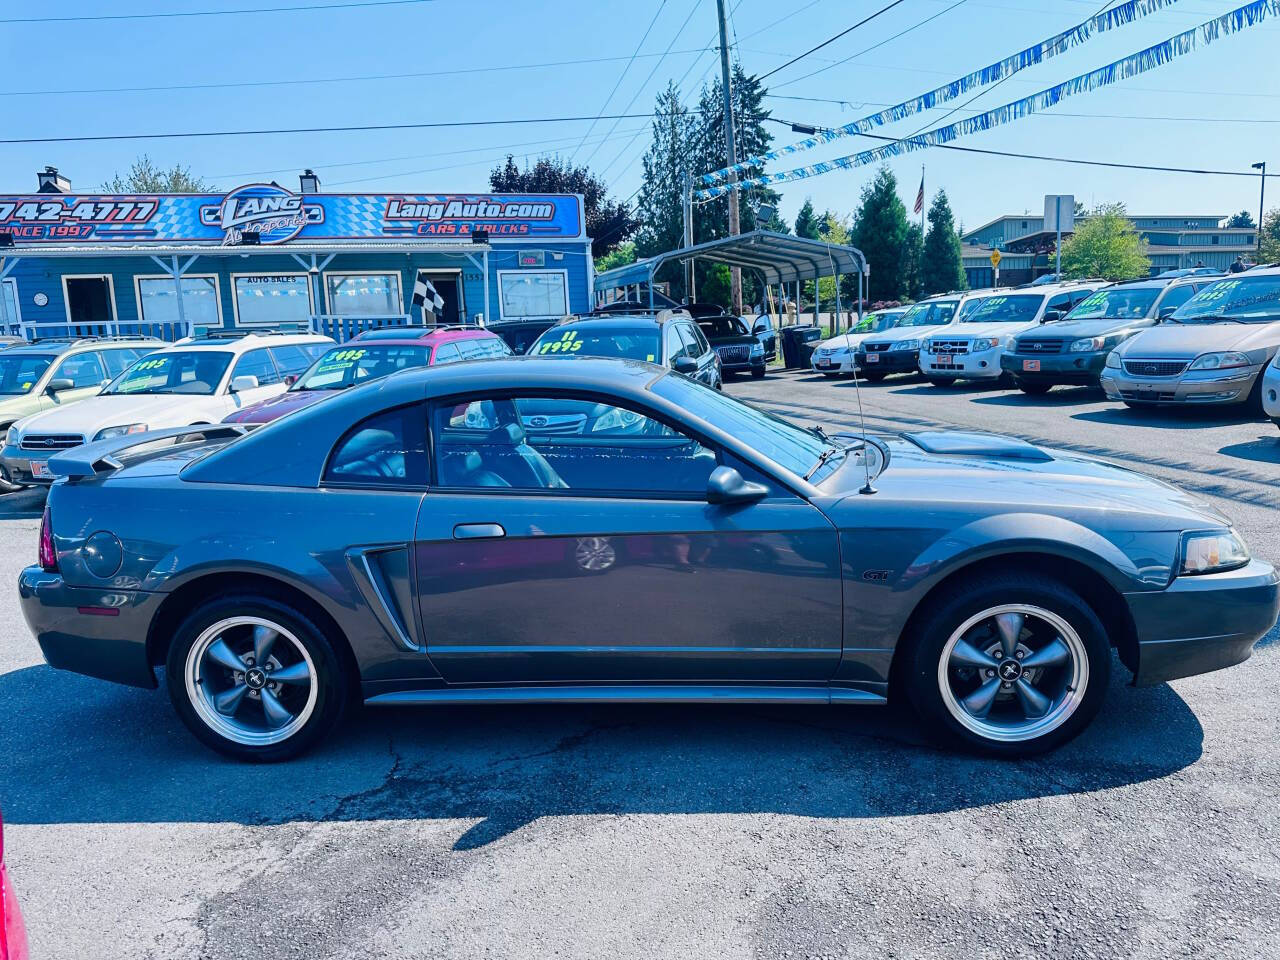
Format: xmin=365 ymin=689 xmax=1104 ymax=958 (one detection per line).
xmin=325 ymin=404 xmax=428 ymax=487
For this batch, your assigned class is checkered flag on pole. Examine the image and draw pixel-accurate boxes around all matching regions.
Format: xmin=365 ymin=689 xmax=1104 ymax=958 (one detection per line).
xmin=412 ymin=270 xmax=445 ymax=318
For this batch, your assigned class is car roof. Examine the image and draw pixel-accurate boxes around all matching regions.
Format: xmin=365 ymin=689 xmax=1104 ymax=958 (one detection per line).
xmin=351 ymin=325 xmax=498 ymax=344
xmin=168 ymin=332 xmax=331 ymax=352
xmin=7 ymin=337 xmax=162 ymax=355
xmin=552 ymin=315 xmax=671 ymax=331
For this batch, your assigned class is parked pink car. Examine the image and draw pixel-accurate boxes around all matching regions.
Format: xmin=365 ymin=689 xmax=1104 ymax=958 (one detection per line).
xmin=224 ymin=326 xmax=512 ymax=426
xmin=0 ymin=808 xmax=28 ymax=960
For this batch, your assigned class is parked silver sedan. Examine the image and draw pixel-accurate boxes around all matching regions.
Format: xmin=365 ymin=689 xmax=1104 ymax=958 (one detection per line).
xmin=1100 ymin=268 xmax=1280 ymax=410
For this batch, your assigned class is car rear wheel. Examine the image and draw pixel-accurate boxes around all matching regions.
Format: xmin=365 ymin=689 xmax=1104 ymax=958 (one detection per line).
xmin=166 ymin=593 xmax=348 ymax=762
xmin=902 ymin=573 xmax=1110 ymax=757
xmin=751 ymin=368 xmax=766 ymax=379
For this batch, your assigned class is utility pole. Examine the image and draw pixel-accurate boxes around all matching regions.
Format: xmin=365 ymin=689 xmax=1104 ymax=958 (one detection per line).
xmin=683 ymin=171 xmax=695 ymax=303
xmin=716 ymin=0 xmax=742 ymax=314
xmin=1253 ymin=161 xmax=1267 ymax=260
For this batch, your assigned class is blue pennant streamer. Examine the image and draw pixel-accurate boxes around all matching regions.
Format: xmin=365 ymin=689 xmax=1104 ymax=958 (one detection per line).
xmin=700 ymin=0 xmax=1182 ymax=187
xmin=695 ymin=0 xmax=1278 ymax=201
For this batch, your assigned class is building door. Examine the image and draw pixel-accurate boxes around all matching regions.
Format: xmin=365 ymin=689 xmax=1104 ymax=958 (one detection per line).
xmin=421 ymin=274 xmax=463 ymax=326
xmin=64 ymin=276 xmax=115 ymax=331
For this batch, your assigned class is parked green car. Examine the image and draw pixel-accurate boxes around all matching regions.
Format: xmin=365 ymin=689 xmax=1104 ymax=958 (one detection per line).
xmin=0 ymin=337 xmax=161 ymax=488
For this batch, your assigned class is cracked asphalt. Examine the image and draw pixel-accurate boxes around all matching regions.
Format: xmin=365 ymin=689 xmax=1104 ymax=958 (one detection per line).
xmin=1 ymin=370 xmax=1278 ymax=959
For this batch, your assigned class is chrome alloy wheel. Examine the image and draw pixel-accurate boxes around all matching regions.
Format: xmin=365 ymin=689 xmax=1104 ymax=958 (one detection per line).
xmin=185 ymin=616 xmax=318 ymax=747
xmin=937 ymin=604 xmax=1088 ymax=744
xmin=574 ymin=536 xmax=617 ymax=572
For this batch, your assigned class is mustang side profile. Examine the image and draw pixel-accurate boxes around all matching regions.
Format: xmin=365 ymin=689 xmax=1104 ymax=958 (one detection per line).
xmin=19 ymin=357 xmax=1279 ymax=761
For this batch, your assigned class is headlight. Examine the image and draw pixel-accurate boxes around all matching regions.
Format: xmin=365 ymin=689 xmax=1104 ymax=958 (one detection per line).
xmin=1190 ymin=351 xmax=1250 ymax=371
xmin=5 ymin=426 xmax=17 ymax=446
xmin=895 ymin=339 xmax=920 ymax=351
xmin=1179 ymin=529 xmax=1250 ymax=575
xmin=971 ymin=337 xmax=1001 ymax=351
xmin=749 ymin=342 xmax=764 ymax=356
xmin=93 ymin=423 xmax=148 ymax=441
xmin=1105 ymin=351 xmax=1121 ymax=369
xmin=920 ymin=339 xmax=933 ymax=351
xmin=1070 ymin=337 xmax=1107 ymax=353
xmin=592 ymin=407 xmax=644 ymax=432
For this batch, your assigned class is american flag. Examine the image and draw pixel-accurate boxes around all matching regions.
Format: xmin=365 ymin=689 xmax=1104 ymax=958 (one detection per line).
xmin=913 ymin=175 xmax=925 ymax=216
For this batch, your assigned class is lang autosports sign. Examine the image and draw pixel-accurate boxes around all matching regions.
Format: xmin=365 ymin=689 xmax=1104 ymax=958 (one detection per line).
xmin=0 ymin=184 xmax=584 ymax=245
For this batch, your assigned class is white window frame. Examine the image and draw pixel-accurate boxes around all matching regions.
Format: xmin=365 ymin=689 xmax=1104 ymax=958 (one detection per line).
xmin=60 ymin=273 xmax=118 ymax=329
xmin=230 ymin=271 xmax=314 ymax=327
xmin=0 ymin=278 xmax=20 ymax=334
xmin=321 ymin=271 xmax=404 ymax=316
xmin=132 ymin=273 xmax=223 ymax=328
xmin=497 ymin=268 xmax=570 ymax=321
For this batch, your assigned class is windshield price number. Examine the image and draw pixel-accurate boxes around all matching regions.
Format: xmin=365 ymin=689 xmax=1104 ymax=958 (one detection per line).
xmin=537 ymin=331 xmax=583 ymax=355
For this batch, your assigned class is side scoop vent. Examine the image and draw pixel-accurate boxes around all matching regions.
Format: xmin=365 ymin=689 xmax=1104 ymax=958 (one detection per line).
xmin=901 ymin=431 xmax=1053 ymax=462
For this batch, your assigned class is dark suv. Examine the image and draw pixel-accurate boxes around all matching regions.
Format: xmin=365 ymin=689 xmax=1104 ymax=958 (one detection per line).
xmin=1001 ymin=275 xmax=1216 ymax=394
xmin=527 ymin=310 xmax=722 ymax=388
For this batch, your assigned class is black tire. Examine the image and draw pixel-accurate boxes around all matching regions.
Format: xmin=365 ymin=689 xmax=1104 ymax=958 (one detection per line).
xmin=1018 ymin=381 xmax=1053 ymax=395
xmin=751 ymin=367 xmax=766 ymax=379
xmin=900 ymin=572 xmax=1111 ymax=758
xmin=926 ymin=377 xmax=956 ymax=388
xmin=1245 ymin=371 xmax=1266 ymax=415
xmin=820 ymin=372 xmax=842 ymax=379
xmin=165 ymin=592 xmax=350 ymax=762
xmin=863 ymin=371 xmax=887 ymax=383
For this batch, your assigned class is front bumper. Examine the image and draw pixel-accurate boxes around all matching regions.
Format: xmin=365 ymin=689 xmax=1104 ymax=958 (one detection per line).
xmin=854 ymin=349 xmax=919 ymax=374
xmin=918 ymin=344 xmax=1006 ymax=380
xmin=720 ymin=358 xmax=766 ymax=374
xmin=18 ymin=566 xmax=161 ymax=688
xmin=1100 ymin=364 xmax=1263 ymax=405
xmin=1124 ymin=559 xmax=1279 ymax=686
xmin=811 ymin=352 xmax=854 ymax=374
xmin=1000 ymin=350 xmax=1107 ymax=384
xmin=0 ymin=444 xmax=55 ymax=485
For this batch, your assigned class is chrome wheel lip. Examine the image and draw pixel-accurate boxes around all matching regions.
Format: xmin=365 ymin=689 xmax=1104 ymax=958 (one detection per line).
xmin=937 ymin=603 xmax=1088 ymax=744
xmin=185 ymin=616 xmax=318 ymax=748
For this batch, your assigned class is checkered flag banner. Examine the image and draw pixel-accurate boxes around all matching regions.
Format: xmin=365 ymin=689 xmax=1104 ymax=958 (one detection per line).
xmin=412 ymin=271 xmax=445 ymax=313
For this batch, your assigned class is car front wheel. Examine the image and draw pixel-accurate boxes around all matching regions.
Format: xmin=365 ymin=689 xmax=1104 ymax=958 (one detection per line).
xmin=926 ymin=377 xmax=956 ymax=388
xmin=902 ymin=573 xmax=1110 ymax=757
xmin=166 ymin=593 xmax=349 ymax=762
xmin=1018 ymin=381 xmax=1052 ymax=395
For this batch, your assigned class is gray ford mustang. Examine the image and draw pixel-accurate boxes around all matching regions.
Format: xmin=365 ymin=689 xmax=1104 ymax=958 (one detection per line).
xmin=18 ymin=356 xmax=1279 ymax=761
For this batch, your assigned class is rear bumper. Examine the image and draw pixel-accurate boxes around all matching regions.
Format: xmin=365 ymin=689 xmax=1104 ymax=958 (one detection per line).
xmin=1124 ymin=559 xmax=1279 ymax=686
xmin=855 ymin=349 xmax=918 ymax=373
xmin=1000 ymin=351 xmax=1107 ymax=383
xmin=18 ymin=566 xmax=161 ymax=689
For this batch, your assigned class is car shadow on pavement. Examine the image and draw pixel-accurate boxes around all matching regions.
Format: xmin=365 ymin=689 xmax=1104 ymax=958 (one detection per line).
xmin=1219 ymin=436 xmax=1280 ymax=464
xmin=1072 ymin=406 xmax=1266 ymax=430
xmin=0 ymin=656 xmax=1204 ymax=850
xmin=890 ymin=381 xmax=1007 ymax=397
xmin=970 ymin=387 xmax=1104 ymax=407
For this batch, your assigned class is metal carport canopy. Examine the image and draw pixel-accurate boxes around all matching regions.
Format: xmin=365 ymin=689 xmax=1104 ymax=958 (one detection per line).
xmin=594 ymin=229 xmax=867 ymax=293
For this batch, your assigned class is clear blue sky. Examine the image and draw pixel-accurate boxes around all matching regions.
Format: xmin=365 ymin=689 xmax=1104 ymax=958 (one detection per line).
xmin=0 ymin=0 xmax=1276 ymax=234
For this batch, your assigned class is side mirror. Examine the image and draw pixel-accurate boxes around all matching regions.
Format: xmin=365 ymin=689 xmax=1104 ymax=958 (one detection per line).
xmin=1158 ymin=305 xmax=1178 ymax=321
xmin=752 ymin=321 xmax=768 ymax=335
xmin=230 ymin=375 xmax=259 ymax=393
xmin=45 ymin=378 xmax=75 ymax=394
xmin=283 ymin=373 xmax=300 ymax=386
xmin=672 ymin=356 xmax=699 ymax=375
xmin=706 ymin=465 xmax=769 ymax=506
xmin=1041 ymin=310 xmax=1063 ymax=323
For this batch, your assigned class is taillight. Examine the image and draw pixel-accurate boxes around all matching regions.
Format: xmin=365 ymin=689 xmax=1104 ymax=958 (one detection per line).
xmin=38 ymin=506 xmax=57 ymax=572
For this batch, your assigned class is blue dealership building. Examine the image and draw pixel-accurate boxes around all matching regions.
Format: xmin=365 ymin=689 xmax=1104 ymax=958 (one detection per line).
xmin=0 ymin=167 xmax=593 ymax=341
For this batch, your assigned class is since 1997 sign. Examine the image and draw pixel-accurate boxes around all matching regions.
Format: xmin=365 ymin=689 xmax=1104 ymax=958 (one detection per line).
xmin=0 ymin=184 xmax=585 ymax=246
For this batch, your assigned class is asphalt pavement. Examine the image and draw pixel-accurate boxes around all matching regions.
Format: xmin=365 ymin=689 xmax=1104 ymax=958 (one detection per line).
xmin=1 ymin=370 xmax=1277 ymax=960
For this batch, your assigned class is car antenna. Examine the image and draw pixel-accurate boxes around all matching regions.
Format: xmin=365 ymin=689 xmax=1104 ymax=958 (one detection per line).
xmin=821 ymin=229 xmax=876 ymax=495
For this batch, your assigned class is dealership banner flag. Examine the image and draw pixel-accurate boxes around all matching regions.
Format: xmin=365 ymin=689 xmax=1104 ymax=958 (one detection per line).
xmin=695 ymin=0 xmax=1279 ymax=201
xmin=412 ymin=272 xmax=445 ymax=313
xmin=698 ymin=0 xmax=1184 ymax=189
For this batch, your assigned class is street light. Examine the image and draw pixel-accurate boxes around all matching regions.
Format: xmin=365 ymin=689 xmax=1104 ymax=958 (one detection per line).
xmin=1252 ymin=161 xmax=1266 ymax=260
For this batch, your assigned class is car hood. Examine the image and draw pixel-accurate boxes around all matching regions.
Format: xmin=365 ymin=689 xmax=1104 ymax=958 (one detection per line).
xmin=927 ymin=320 xmax=1038 ymax=340
xmin=14 ymin=393 xmax=215 ymax=437
xmin=814 ymin=333 xmax=864 ymax=351
xmin=1114 ymin=321 xmax=1280 ymax=359
xmin=1023 ymin=317 xmax=1150 ymax=339
xmin=224 ymin=389 xmax=327 ymax=424
xmin=820 ymin=431 xmax=1227 ymax=532
xmin=863 ymin=323 xmax=951 ymax=345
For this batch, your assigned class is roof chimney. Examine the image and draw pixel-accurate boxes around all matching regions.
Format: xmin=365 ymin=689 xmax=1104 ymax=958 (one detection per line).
xmin=36 ymin=166 xmax=71 ymax=194
xmin=299 ymin=169 xmax=320 ymax=194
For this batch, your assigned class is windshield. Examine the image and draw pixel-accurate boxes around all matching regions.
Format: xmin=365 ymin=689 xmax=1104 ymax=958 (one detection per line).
xmin=898 ymin=300 xmax=959 ymax=327
xmin=964 ymin=294 xmax=1044 ymax=323
xmin=530 ymin=327 xmax=660 ymax=361
xmin=1065 ymin=287 xmax=1161 ymax=321
xmin=849 ymin=311 xmax=901 ymax=334
xmin=1170 ymin=276 xmax=1280 ymax=324
xmin=698 ymin=316 xmax=748 ymax=337
xmin=106 ymin=351 xmax=233 ymax=396
xmin=956 ymin=296 xmax=989 ymax=322
xmin=651 ymin=372 xmax=829 ymax=478
xmin=0 ymin=354 xmax=54 ymax=395
xmin=297 ymin=345 xmax=431 ymax=391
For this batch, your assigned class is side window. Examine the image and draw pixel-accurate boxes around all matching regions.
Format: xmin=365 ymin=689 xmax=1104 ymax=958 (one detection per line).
xmin=664 ymin=328 xmax=685 ymax=365
xmin=756 ymin=315 xmax=773 ymax=331
xmin=325 ymin=404 xmax=427 ymax=487
xmin=231 ymin=348 xmax=281 ymax=387
xmin=53 ymin=351 xmax=106 ymax=388
xmin=432 ymin=396 xmax=718 ymax=496
xmin=432 ymin=343 xmax=462 ymax=365
xmin=676 ymin=323 xmax=703 ymax=359
xmin=270 ymin=344 xmax=318 ymax=377
xmin=1159 ymin=284 xmax=1195 ymax=312
xmin=687 ymin=323 xmax=711 ymax=355
xmin=101 ymin=348 xmax=136 ymax=378
xmin=1046 ymin=293 xmax=1073 ymax=314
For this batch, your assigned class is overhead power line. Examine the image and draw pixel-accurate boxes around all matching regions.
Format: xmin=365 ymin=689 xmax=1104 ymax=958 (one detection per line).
xmin=757 ymin=0 xmax=911 ymax=81
xmin=0 ymin=0 xmax=438 ymax=23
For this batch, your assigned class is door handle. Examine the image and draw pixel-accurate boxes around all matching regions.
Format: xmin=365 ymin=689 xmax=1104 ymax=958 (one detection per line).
xmin=453 ymin=523 xmax=506 ymax=540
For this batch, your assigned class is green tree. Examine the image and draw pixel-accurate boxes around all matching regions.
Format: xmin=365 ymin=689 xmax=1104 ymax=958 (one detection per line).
xmin=595 ymin=240 xmax=636 ymax=275
xmin=901 ymin=224 xmax=924 ymax=302
xmin=1227 ymin=210 xmax=1256 ymax=228
xmin=794 ymin=198 xmax=821 ymax=240
xmin=491 ymin=154 xmax=637 ymax=259
xmin=921 ymin=190 xmax=967 ymax=296
xmin=634 ymin=82 xmax=695 ymax=301
xmin=102 ymin=155 xmax=211 ymax=192
xmin=1260 ymin=207 xmax=1280 ymax=263
xmin=1058 ymin=203 xmax=1150 ymax=280
xmin=851 ymin=167 xmax=911 ymax=302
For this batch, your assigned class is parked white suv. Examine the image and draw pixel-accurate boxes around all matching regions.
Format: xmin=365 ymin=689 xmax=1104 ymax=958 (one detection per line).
xmin=854 ymin=289 xmax=996 ymax=381
xmin=917 ymin=282 xmax=1100 ymax=386
xmin=2 ymin=331 xmax=331 ymax=483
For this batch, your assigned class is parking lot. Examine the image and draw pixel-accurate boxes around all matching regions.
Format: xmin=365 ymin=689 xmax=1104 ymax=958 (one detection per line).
xmin=2 ymin=369 xmax=1278 ymax=960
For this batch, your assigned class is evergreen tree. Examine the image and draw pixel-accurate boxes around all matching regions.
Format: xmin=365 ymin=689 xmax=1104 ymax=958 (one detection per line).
xmin=921 ymin=190 xmax=967 ymax=296
xmin=1259 ymin=207 xmax=1280 ymax=262
xmin=634 ymin=82 xmax=694 ymax=301
xmin=794 ymin=199 xmax=821 ymax=240
xmin=1227 ymin=210 xmax=1256 ymax=228
xmin=901 ymin=224 xmax=924 ymax=302
xmin=851 ymin=167 xmax=911 ymax=302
